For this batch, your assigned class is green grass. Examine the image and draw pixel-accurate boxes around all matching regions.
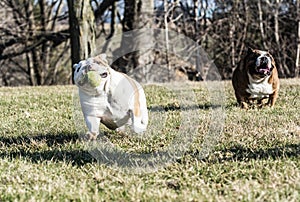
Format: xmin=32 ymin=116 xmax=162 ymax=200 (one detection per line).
xmin=0 ymin=79 xmax=299 ymax=201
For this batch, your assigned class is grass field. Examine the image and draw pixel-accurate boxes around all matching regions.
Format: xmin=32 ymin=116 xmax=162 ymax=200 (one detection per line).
xmin=0 ymin=79 xmax=299 ymax=201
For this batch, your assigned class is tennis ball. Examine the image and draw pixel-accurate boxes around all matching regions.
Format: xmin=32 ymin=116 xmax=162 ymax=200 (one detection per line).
xmin=86 ymin=71 xmax=101 ymax=87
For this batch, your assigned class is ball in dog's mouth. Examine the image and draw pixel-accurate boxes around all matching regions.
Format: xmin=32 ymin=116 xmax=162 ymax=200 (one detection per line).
xmin=86 ymin=71 xmax=101 ymax=87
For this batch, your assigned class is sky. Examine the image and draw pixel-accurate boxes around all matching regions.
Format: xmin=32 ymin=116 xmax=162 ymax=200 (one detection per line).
xmin=100 ymin=0 xmax=216 ymax=22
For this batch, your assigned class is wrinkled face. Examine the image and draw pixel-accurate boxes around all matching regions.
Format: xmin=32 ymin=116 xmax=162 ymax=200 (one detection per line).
xmin=73 ymin=57 xmax=110 ymax=95
xmin=245 ymin=49 xmax=275 ymax=78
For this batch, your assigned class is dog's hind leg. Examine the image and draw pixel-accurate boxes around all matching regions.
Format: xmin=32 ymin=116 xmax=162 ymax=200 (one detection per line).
xmin=267 ymin=91 xmax=278 ymax=108
xmin=129 ymin=109 xmax=148 ymax=134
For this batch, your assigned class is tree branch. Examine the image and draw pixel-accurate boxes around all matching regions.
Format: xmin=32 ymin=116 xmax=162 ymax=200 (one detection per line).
xmin=94 ymin=0 xmax=116 ymax=20
xmin=0 ymin=29 xmax=70 ymax=60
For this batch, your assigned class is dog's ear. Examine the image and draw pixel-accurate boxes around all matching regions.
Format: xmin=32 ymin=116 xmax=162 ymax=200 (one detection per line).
xmin=246 ymin=46 xmax=254 ymax=54
xmin=93 ymin=54 xmax=109 ymax=66
xmin=99 ymin=54 xmax=107 ymax=61
xmin=270 ymin=53 xmax=276 ymax=69
xmin=236 ymin=46 xmax=253 ymax=71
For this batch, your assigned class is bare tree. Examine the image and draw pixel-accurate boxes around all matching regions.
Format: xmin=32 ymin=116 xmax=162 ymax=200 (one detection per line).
xmin=0 ymin=0 xmax=69 ymax=86
xmin=1 ymin=0 xmax=300 ymax=86
xmin=107 ymin=0 xmax=155 ymax=73
xmin=257 ymin=0 xmax=268 ymax=50
xmin=296 ymin=0 xmax=300 ymax=77
xmin=67 ymin=0 xmax=96 ymax=83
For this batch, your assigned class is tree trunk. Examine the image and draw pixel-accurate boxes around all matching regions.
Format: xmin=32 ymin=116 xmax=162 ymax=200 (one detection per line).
xmin=258 ymin=0 xmax=268 ymax=50
xmin=39 ymin=0 xmax=50 ymax=85
xmin=67 ymin=0 xmax=96 ymax=84
xmin=240 ymin=0 xmax=248 ymax=56
xmin=123 ymin=0 xmax=141 ymax=70
xmin=67 ymin=0 xmax=80 ymax=84
xmin=296 ymin=0 xmax=300 ymax=77
xmin=274 ymin=0 xmax=288 ymax=77
xmin=113 ymin=0 xmax=154 ymax=73
xmin=193 ymin=0 xmax=202 ymax=74
xmin=229 ymin=15 xmax=235 ymax=68
xmin=80 ymin=1 xmax=96 ymax=58
xmin=24 ymin=1 xmax=40 ymax=85
xmin=164 ymin=0 xmax=170 ymax=80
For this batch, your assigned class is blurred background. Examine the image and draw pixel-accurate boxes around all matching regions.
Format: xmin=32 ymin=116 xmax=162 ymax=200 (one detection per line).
xmin=0 ymin=0 xmax=299 ymax=86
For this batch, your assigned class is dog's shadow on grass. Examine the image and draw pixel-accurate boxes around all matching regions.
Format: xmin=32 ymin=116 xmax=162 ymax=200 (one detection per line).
xmin=197 ymin=143 xmax=300 ymax=163
xmin=0 ymin=133 xmax=97 ymax=166
xmin=1 ymin=132 xmax=299 ymax=167
xmin=0 ymin=103 xmax=219 ymax=167
xmin=148 ymin=103 xmax=223 ymax=112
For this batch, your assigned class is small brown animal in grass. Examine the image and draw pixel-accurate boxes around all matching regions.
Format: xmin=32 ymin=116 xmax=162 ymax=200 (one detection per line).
xmin=232 ymin=48 xmax=280 ymax=109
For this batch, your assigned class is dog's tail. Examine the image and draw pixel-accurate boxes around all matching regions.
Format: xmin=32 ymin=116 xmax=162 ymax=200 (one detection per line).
xmin=132 ymin=108 xmax=148 ymax=134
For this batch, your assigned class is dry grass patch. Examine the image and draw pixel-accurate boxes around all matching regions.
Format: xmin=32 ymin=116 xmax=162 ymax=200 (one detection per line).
xmin=0 ymin=79 xmax=299 ymax=201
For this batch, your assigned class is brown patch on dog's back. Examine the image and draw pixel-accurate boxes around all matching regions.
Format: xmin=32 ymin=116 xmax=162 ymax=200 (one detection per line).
xmin=122 ymin=73 xmax=141 ymax=117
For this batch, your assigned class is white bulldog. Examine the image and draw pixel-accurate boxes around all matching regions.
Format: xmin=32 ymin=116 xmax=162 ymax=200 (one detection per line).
xmin=73 ymin=54 xmax=148 ymax=140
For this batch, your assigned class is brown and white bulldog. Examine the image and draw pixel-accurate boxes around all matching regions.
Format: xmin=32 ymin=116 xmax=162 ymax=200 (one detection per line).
xmin=73 ymin=54 xmax=148 ymax=140
xmin=232 ymin=48 xmax=280 ymax=109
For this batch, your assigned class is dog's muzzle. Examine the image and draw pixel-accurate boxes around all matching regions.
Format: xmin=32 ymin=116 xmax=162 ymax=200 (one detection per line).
xmin=256 ymin=56 xmax=272 ymax=75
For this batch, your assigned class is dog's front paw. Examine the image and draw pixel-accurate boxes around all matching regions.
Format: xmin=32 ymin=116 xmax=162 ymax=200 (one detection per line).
xmin=85 ymin=131 xmax=98 ymax=141
xmin=241 ymin=101 xmax=249 ymax=109
xmin=116 ymin=126 xmax=126 ymax=133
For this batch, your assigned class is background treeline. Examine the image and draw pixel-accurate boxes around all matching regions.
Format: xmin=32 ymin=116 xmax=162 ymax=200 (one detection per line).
xmin=0 ymin=0 xmax=299 ymax=86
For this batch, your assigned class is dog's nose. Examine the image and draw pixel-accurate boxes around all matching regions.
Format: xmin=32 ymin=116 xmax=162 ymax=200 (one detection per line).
xmin=261 ymin=56 xmax=268 ymax=64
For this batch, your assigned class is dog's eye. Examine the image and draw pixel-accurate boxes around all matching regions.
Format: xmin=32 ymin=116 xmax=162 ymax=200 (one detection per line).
xmin=255 ymin=54 xmax=261 ymax=58
xmin=266 ymin=53 xmax=272 ymax=58
xmin=100 ymin=72 xmax=108 ymax=78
